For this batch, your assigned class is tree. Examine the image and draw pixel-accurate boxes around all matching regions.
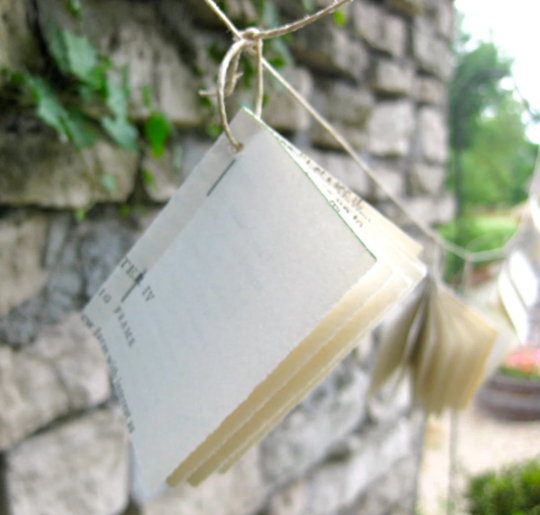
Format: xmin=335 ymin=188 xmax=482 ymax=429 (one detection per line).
xmin=447 ymin=21 xmax=538 ymax=211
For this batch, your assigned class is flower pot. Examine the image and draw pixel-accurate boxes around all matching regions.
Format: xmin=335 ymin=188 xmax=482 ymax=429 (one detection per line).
xmin=476 ymin=372 xmax=540 ymax=421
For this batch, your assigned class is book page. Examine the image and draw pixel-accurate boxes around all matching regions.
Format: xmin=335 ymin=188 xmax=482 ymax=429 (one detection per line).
xmin=82 ymin=109 xmax=376 ymax=491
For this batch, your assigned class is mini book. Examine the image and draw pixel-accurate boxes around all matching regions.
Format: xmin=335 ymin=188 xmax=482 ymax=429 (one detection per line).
xmin=370 ymin=278 xmax=501 ymax=414
xmin=83 ymin=109 xmax=425 ymax=491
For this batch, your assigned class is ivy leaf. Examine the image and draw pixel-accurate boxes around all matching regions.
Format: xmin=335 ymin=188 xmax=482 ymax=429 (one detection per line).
xmin=334 ymin=9 xmax=347 ymax=27
xmin=62 ymin=109 xmax=97 ymax=148
xmin=67 ymin=0 xmax=83 ymax=19
xmin=144 ymin=112 xmax=171 ymax=157
xmin=47 ymin=26 xmax=99 ymax=85
xmin=25 ymin=76 xmax=95 ymax=147
xmin=104 ymin=71 xmax=130 ymax=119
xmin=206 ymin=123 xmax=223 ymax=139
xmin=64 ymin=31 xmax=98 ymax=83
xmin=74 ymin=207 xmax=86 ymax=222
xmin=141 ymin=168 xmax=157 ymax=189
xmin=100 ymin=173 xmax=117 ymax=194
xmin=101 ymin=115 xmax=138 ymax=150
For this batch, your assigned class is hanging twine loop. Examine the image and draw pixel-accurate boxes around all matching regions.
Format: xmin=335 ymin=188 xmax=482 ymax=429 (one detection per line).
xmin=201 ymin=0 xmax=353 ymax=152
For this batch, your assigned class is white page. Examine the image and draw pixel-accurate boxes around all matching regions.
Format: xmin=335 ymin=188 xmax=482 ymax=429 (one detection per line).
xmin=83 ymin=109 xmax=376 ymax=491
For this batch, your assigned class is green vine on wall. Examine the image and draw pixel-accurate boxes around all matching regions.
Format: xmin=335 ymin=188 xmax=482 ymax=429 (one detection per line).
xmin=2 ymin=24 xmax=171 ymax=159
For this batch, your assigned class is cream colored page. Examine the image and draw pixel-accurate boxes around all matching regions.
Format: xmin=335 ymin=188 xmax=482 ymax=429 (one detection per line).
xmin=167 ymin=260 xmax=392 ymax=485
xmin=179 ymin=149 xmax=426 ymax=484
xmin=82 ymin=110 xmax=376 ymax=491
xmin=193 ymin=272 xmax=412 ymax=483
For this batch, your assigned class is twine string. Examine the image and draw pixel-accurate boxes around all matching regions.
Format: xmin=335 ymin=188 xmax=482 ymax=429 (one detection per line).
xmin=201 ymin=0 xmax=508 ymax=263
xmin=201 ymin=0 xmax=353 ymax=151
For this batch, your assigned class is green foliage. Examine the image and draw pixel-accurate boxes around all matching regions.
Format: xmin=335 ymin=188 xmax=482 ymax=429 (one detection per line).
xmin=144 ymin=113 xmax=171 ymax=158
xmin=141 ymin=168 xmax=157 ymax=190
xmin=333 ymin=9 xmax=347 ymax=27
xmin=5 ymin=22 xmax=172 ymax=155
xmin=450 ymin=38 xmax=512 ymax=151
xmin=499 ymin=367 xmax=540 ymax=382
xmin=448 ymin=19 xmax=537 ymax=211
xmin=465 ymin=460 xmax=540 ymax=515
xmin=438 ymin=215 xmax=519 ymax=279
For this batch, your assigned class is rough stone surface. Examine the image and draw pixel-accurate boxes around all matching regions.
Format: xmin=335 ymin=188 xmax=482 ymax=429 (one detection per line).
xmin=0 ymin=214 xmax=136 ymax=345
xmin=380 ymin=194 xmax=455 ymax=226
xmin=263 ymin=67 xmax=314 ymax=132
xmin=315 ymin=82 xmax=374 ymax=127
xmin=293 ymin=25 xmax=369 ymax=81
xmin=36 ymin=0 xmax=204 ymax=127
xmin=436 ymin=0 xmax=455 ymax=39
xmin=415 ymin=76 xmax=447 ymax=105
xmin=388 ymin=0 xmax=425 ymax=16
xmin=260 ymin=357 xmax=369 ymax=486
xmin=409 ymin=162 xmax=446 ymax=195
xmin=372 ymin=60 xmax=415 ymax=96
xmin=369 ymin=160 xmax=407 ymax=201
xmin=352 ymin=3 xmax=407 ymax=57
xmin=418 ymin=107 xmax=449 ymax=163
xmin=0 ymin=213 xmax=48 ymax=317
xmin=141 ymin=150 xmax=183 ymax=203
xmin=267 ymin=417 xmax=418 ymax=515
xmin=0 ymin=0 xmax=454 ymax=514
xmin=367 ymin=101 xmax=416 ymax=157
xmin=141 ymin=447 xmax=267 ymax=515
xmin=337 ymin=457 xmax=418 ymax=515
xmin=413 ymin=21 xmax=453 ymax=80
xmin=0 ymin=313 xmax=110 ymax=450
xmin=0 ymin=0 xmax=40 ymax=71
xmin=7 ymin=407 xmax=129 ymax=515
xmin=0 ymin=126 xmax=138 ymax=208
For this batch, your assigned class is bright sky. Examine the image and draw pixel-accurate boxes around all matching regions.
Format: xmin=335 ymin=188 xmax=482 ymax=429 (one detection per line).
xmin=455 ymin=0 xmax=540 ymax=142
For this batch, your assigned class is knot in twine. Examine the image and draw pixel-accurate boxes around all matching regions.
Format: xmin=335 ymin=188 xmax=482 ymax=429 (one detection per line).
xmin=200 ymin=0 xmax=353 ymax=152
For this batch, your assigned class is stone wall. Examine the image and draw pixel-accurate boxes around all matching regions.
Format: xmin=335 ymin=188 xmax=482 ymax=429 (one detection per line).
xmin=0 ymin=0 xmax=454 ymax=514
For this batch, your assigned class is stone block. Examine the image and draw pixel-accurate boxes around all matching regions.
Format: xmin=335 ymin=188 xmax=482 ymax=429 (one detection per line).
xmin=263 ymin=67 xmax=314 ymax=133
xmin=415 ymin=76 xmax=447 ymax=105
xmin=409 ymin=162 xmax=446 ymax=195
xmin=436 ymin=0 xmax=455 ymax=39
xmin=141 ymin=447 xmax=268 ymax=515
xmin=0 ymin=214 xmax=137 ymax=346
xmin=293 ymin=25 xmax=369 ymax=81
xmin=418 ymin=107 xmax=449 ymax=164
xmin=381 ymin=194 xmax=455 ymax=226
xmin=0 ymin=313 xmax=111 ymax=450
xmin=388 ymin=0 xmax=425 ymax=16
xmin=314 ymin=82 xmax=374 ymax=127
xmin=372 ymin=60 xmax=415 ymax=96
xmin=352 ymin=3 xmax=407 ymax=57
xmin=0 ymin=125 xmax=138 ymax=208
xmin=0 ymin=0 xmax=40 ymax=72
xmin=260 ymin=357 xmax=369 ymax=486
xmin=164 ymin=0 xmax=258 ymax=28
xmin=141 ymin=149 xmax=183 ymax=203
xmin=311 ymin=123 xmax=368 ymax=152
xmin=7 ymin=406 xmax=129 ymax=515
xmin=413 ymin=22 xmax=453 ymax=80
xmin=0 ymin=213 xmax=48 ymax=317
xmin=369 ymin=161 xmax=407 ymax=201
xmin=367 ymin=101 xmax=415 ymax=157
xmin=267 ymin=417 xmax=417 ymax=515
xmin=36 ymin=0 xmax=204 ymax=127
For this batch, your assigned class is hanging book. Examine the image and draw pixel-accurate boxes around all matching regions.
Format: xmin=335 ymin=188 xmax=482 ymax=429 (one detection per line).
xmin=83 ymin=108 xmax=425 ymax=491
xmin=371 ymin=278 xmax=500 ymax=414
